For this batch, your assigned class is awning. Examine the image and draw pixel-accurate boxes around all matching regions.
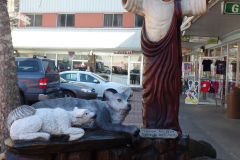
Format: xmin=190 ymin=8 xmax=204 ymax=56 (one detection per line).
xmin=12 ymin=28 xmax=141 ymax=51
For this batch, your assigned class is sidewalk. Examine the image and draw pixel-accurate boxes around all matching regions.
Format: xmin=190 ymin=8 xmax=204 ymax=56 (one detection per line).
xmin=123 ymin=92 xmax=240 ymax=160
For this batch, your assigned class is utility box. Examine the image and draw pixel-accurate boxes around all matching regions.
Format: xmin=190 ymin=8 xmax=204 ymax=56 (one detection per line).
xmin=227 ymin=86 xmax=240 ymax=119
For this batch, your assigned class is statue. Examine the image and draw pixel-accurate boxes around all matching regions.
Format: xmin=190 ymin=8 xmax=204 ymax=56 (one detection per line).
xmin=122 ymin=0 xmax=209 ymax=133
xmin=31 ymin=89 xmax=139 ymax=136
xmin=8 ymin=106 xmax=96 ymax=141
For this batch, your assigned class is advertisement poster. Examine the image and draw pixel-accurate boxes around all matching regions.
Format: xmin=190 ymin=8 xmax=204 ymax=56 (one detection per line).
xmin=185 ymin=81 xmax=199 ymax=105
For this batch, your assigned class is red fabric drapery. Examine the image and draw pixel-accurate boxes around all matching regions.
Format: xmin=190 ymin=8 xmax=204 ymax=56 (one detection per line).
xmin=141 ymin=0 xmax=182 ymax=132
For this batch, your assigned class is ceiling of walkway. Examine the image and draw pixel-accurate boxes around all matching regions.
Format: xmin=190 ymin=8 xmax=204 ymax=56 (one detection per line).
xmin=182 ymin=0 xmax=240 ymax=50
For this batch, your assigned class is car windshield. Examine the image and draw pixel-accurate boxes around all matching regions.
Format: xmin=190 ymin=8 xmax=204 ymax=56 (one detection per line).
xmin=60 ymin=77 xmax=68 ymax=83
xmin=92 ymin=73 xmax=109 ymax=82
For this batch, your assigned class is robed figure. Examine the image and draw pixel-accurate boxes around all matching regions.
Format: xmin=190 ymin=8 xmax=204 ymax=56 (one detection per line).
xmin=122 ymin=0 xmax=208 ymax=133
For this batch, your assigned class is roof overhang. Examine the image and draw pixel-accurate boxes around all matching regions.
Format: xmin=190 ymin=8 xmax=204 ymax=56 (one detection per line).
xmin=12 ymin=28 xmax=142 ymax=51
xmin=182 ymin=0 xmax=240 ymax=52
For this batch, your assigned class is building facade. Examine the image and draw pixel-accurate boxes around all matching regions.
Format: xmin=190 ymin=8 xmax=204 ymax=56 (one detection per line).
xmin=13 ymin=0 xmax=144 ymax=87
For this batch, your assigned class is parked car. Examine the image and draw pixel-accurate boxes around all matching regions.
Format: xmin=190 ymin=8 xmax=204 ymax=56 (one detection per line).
xmin=103 ymin=66 xmax=111 ymax=74
xmin=16 ymin=56 xmax=62 ymax=105
xmin=60 ymin=78 xmax=97 ymax=99
xmin=59 ymin=71 xmax=133 ymax=99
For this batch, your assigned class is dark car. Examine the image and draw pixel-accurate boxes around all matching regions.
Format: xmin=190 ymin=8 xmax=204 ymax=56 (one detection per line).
xmin=16 ymin=57 xmax=62 ymax=105
xmin=60 ymin=78 xmax=97 ymax=100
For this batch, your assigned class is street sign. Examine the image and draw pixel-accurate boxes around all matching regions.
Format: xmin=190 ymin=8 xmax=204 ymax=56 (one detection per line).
xmin=222 ymin=1 xmax=240 ymax=14
xmin=139 ymin=129 xmax=178 ymax=139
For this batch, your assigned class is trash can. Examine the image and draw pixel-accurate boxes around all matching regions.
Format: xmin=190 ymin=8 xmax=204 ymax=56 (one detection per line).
xmin=227 ymin=86 xmax=240 ymax=119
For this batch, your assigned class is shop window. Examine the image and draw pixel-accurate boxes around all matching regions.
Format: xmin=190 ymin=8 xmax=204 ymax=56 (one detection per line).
xmin=112 ymin=56 xmax=128 ymax=85
xmin=57 ymin=14 xmax=75 ymax=27
xmin=18 ymin=53 xmax=28 ymax=57
xmin=26 ymin=14 xmax=42 ymax=27
xmin=130 ymin=55 xmax=142 ymax=62
xmin=103 ymin=14 xmax=123 ymax=27
xmin=222 ymin=46 xmax=227 ymax=56
xmin=57 ymin=54 xmax=72 ymax=71
xmin=46 ymin=54 xmax=56 ymax=59
xmin=135 ymin=14 xmax=144 ymax=27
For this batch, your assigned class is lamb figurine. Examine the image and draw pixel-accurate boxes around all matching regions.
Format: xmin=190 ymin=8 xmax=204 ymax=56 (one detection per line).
xmin=7 ymin=105 xmax=96 ymax=141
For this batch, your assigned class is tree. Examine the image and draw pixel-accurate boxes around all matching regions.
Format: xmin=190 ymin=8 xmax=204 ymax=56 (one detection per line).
xmin=7 ymin=0 xmax=30 ymax=30
xmin=0 ymin=0 xmax=20 ymax=153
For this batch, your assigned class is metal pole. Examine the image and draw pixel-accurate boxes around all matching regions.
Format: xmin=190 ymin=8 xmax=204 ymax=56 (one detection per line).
xmin=237 ymin=42 xmax=240 ymax=87
xmin=198 ymin=56 xmax=201 ymax=105
xmin=127 ymin=56 xmax=130 ymax=85
xmin=226 ymin=44 xmax=230 ymax=99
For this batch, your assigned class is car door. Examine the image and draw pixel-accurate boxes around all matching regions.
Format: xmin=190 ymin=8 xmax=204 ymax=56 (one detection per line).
xmin=79 ymin=73 xmax=102 ymax=97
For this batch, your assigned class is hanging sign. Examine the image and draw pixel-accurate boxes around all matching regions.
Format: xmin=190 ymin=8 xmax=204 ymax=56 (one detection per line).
xmin=222 ymin=1 xmax=240 ymax=14
xmin=114 ymin=51 xmax=132 ymax=55
xmin=181 ymin=36 xmax=218 ymax=44
xmin=185 ymin=81 xmax=199 ymax=105
xmin=68 ymin=52 xmax=75 ymax=59
xmin=182 ymin=48 xmax=192 ymax=53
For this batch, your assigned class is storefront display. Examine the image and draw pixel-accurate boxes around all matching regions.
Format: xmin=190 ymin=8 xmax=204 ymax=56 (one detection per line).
xmin=200 ymin=80 xmax=210 ymax=92
xmin=202 ymin=59 xmax=212 ymax=71
xmin=197 ymin=56 xmax=227 ymax=104
xmin=215 ymin=60 xmax=226 ymax=74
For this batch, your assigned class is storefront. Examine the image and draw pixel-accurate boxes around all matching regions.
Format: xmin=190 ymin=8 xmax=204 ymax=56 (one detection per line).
xmin=186 ymin=39 xmax=240 ymax=105
xmin=16 ymin=51 xmax=144 ymax=87
xmin=12 ymin=28 xmax=144 ymax=87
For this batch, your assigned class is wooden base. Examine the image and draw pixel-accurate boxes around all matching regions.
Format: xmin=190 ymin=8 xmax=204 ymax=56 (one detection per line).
xmin=3 ymin=131 xmax=190 ymax=160
xmin=132 ymin=132 xmax=190 ymax=160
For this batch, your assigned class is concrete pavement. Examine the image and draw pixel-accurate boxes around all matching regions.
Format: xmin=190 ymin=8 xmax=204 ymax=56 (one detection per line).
xmin=123 ymin=92 xmax=240 ymax=160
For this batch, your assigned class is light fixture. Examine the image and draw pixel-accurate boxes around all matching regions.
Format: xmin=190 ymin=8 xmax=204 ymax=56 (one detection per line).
xmin=200 ymin=46 xmax=205 ymax=53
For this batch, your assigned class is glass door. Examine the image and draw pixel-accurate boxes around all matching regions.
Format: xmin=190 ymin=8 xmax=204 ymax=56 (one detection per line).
xmin=129 ymin=62 xmax=141 ymax=85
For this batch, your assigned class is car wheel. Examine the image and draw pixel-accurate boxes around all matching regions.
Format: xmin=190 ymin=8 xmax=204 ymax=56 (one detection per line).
xmin=20 ymin=92 xmax=25 ymax=105
xmin=63 ymin=91 xmax=75 ymax=98
xmin=102 ymin=89 xmax=117 ymax=101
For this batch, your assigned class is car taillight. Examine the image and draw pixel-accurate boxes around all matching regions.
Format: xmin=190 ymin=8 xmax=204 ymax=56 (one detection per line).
xmin=39 ymin=78 xmax=47 ymax=88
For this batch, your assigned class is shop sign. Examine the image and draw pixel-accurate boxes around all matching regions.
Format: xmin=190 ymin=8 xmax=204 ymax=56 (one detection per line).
xmin=114 ymin=51 xmax=132 ymax=55
xmin=139 ymin=129 xmax=178 ymax=139
xmin=182 ymin=48 xmax=191 ymax=53
xmin=222 ymin=1 xmax=240 ymax=14
xmin=181 ymin=36 xmax=218 ymax=44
